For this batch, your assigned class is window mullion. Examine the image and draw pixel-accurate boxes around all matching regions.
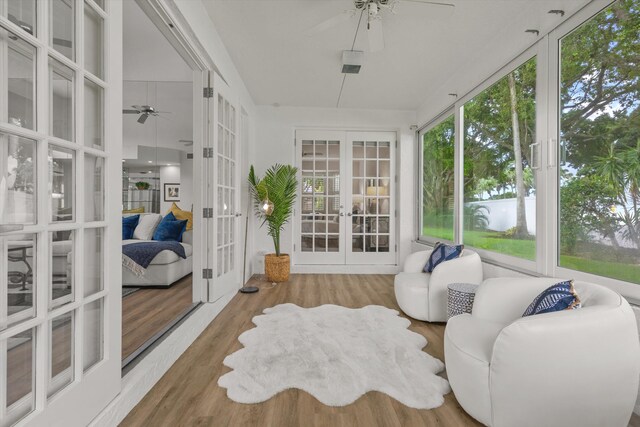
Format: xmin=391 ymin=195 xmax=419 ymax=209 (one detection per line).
xmin=454 ymin=103 xmax=464 ymax=245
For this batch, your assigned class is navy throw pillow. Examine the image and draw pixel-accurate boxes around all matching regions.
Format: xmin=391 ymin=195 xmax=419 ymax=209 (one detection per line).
xmin=424 ymin=242 xmax=464 ymax=273
xmin=122 ymin=215 xmax=140 ymax=240
xmin=522 ymin=280 xmax=581 ymax=317
xmin=152 ymin=212 xmax=188 ymax=242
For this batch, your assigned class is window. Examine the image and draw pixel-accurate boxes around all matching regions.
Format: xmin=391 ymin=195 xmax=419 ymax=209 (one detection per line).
xmin=558 ymin=0 xmax=640 ymax=284
xmin=421 ymin=114 xmax=455 ymax=241
xmin=418 ymin=0 xmax=640 ymax=294
xmin=462 ymin=58 xmax=537 ymax=260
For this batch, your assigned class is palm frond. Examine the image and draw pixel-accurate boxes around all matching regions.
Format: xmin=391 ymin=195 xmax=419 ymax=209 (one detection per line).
xmin=248 ymin=164 xmax=299 ymax=256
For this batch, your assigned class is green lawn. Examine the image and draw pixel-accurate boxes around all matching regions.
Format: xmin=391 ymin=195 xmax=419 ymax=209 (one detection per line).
xmin=422 ymin=226 xmax=535 ymax=260
xmin=422 ymin=226 xmax=640 ymax=284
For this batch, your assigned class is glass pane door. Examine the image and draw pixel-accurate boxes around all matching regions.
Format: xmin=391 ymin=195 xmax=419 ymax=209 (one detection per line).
xmin=346 ymin=132 xmax=395 ymax=264
xmin=209 ymin=73 xmax=240 ymax=301
xmin=0 ymin=1 xmax=119 ymax=425
xmin=295 ymin=130 xmax=345 ymax=265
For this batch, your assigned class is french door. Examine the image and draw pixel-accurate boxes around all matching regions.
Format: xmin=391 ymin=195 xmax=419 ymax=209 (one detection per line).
xmin=0 ymin=1 xmax=121 ymax=426
xmin=295 ymin=130 xmax=396 ymax=265
xmin=206 ymin=72 xmax=241 ymax=301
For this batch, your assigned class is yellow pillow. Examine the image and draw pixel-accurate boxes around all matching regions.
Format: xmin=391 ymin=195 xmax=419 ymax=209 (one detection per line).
xmin=168 ymin=202 xmax=193 ymax=231
xmin=123 ymin=206 xmax=145 ymax=214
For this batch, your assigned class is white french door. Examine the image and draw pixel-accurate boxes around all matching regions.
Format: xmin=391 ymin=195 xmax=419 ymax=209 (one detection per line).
xmin=206 ymin=72 xmax=241 ymax=301
xmin=295 ymin=130 xmax=396 ymax=266
xmin=0 ymin=0 xmax=121 ymax=426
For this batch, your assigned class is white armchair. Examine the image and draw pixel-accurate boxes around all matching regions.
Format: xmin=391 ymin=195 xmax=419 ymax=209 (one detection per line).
xmin=444 ymin=277 xmax=640 ymax=427
xmin=394 ymin=249 xmax=483 ymax=322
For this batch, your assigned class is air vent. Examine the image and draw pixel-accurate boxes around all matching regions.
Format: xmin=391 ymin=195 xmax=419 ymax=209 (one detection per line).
xmin=342 ymin=50 xmax=364 ymax=74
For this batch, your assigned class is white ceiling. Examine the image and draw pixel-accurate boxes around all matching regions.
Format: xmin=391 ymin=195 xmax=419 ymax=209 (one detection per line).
xmin=123 ymin=0 xmax=192 ymax=82
xmin=204 ymin=0 xmax=589 ymax=111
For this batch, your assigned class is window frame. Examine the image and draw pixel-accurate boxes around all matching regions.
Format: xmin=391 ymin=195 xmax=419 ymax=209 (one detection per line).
xmin=417 ymin=108 xmax=456 ymax=247
xmin=416 ymin=0 xmax=640 ymax=301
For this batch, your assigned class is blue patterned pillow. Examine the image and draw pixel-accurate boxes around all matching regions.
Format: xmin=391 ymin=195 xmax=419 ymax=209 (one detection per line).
xmin=424 ymin=242 xmax=464 ymax=273
xmin=122 ymin=215 xmax=140 ymax=240
xmin=522 ymin=280 xmax=581 ymax=317
xmin=152 ymin=212 xmax=188 ymax=242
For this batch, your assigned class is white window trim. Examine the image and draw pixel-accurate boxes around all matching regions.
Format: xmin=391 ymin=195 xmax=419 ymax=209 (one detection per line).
xmin=416 ymin=0 xmax=640 ymax=299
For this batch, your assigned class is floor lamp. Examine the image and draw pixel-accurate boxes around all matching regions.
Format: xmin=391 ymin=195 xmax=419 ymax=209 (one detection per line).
xmin=240 ymin=191 xmax=258 ymax=293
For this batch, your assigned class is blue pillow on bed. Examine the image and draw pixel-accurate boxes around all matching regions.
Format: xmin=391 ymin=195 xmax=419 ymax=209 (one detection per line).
xmin=152 ymin=212 xmax=188 ymax=242
xmin=122 ymin=215 xmax=140 ymax=240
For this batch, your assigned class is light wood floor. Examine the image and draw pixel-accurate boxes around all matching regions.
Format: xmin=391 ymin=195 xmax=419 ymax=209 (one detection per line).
xmin=120 ymin=274 xmax=482 ymax=427
xmin=122 ymin=275 xmax=193 ymax=360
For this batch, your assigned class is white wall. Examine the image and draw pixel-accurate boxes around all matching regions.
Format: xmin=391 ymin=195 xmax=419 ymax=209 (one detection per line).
xmin=180 ymin=151 xmax=194 ymax=212
xmin=251 ymin=106 xmax=417 ymax=275
xmin=159 ymin=166 xmax=180 ymax=213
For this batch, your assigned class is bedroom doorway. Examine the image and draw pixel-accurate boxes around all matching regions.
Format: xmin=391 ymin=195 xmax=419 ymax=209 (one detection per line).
xmin=120 ymin=0 xmax=199 ymax=367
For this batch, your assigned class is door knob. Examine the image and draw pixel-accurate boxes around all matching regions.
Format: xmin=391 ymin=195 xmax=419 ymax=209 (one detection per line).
xmin=347 ymin=212 xmax=353 ymax=217
xmin=339 ymin=212 xmax=345 ymax=217
xmin=235 ymin=213 xmax=242 ymax=217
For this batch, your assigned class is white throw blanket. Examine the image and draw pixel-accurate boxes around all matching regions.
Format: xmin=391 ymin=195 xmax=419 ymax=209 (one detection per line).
xmin=218 ymin=304 xmax=450 ymax=409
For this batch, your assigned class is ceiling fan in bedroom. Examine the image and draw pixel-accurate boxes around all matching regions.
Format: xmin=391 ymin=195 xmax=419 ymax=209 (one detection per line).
xmin=306 ymin=0 xmax=455 ymax=52
xmin=122 ymin=105 xmax=170 ymax=124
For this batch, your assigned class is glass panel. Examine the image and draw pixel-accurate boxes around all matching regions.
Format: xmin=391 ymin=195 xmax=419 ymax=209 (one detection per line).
xmin=84 ymin=79 xmax=104 ymax=149
xmin=352 ymin=160 xmax=364 ymax=177
xmin=217 ymin=95 xmax=223 ymax=123
xmin=301 ymin=235 xmax=313 ymax=251
xmin=366 ymin=160 xmax=377 ymax=177
xmin=84 ymin=154 xmax=104 ymax=221
xmin=352 ymin=179 xmax=364 ymax=196
xmin=301 ymin=196 xmax=312 ymax=214
xmin=365 ymin=235 xmax=377 ymax=252
xmin=216 ymin=247 xmax=223 ymax=277
xmin=84 ymin=228 xmax=103 ymax=296
xmin=216 ymin=218 xmax=222 ymax=247
xmin=50 ymin=230 xmax=74 ymax=309
xmin=0 ymin=133 xmax=36 ymax=224
xmin=1 ymin=28 xmax=36 ymax=130
xmin=365 ymin=142 xmax=377 ymax=158
xmin=6 ymin=0 xmax=36 ymax=36
xmin=379 ymin=142 xmax=390 ymax=159
xmin=50 ymin=0 xmax=75 ymax=60
xmin=463 ymin=57 xmax=536 ymax=260
xmin=378 ymin=235 xmax=389 ymax=252
xmin=49 ymin=146 xmax=75 ymax=222
xmin=2 ymin=233 xmax=36 ymax=331
xmin=84 ymin=4 xmax=103 ymax=78
xmin=327 ymin=235 xmax=339 ymax=252
xmin=352 ymin=141 xmax=364 ymax=158
xmin=301 ymin=141 xmax=313 ymax=159
xmin=352 ymin=235 xmax=363 ymax=252
xmin=49 ymin=58 xmax=74 ymax=141
xmin=328 ymin=141 xmax=340 ymax=158
xmin=48 ymin=311 xmax=74 ymax=398
xmin=230 ymin=105 xmax=236 ymax=130
xmin=314 ymin=141 xmax=326 ymax=157
xmin=422 ymin=115 xmax=455 ymax=241
xmin=217 ymin=125 xmax=223 ymax=154
xmin=5 ymin=328 xmax=35 ymax=425
xmin=314 ymin=236 xmax=327 ymax=252
xmin=83 ymin=298 xmax=103 ymax=372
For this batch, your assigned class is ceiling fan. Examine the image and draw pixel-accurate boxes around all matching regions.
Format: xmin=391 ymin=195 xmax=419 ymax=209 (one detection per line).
xmin=306 ymin=0 xmax=455 ymax=52
xmin=122 ymin=105 xmax=170 ymax=124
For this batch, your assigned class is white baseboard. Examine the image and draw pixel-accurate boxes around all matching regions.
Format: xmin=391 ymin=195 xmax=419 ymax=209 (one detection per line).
xmin=291 ymin=265 xmax=399 ymax=274
xmin=89 ymin=291 xmax=235 ymax=427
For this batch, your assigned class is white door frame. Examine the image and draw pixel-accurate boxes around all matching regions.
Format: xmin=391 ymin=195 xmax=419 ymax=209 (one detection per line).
xmin=293 ymin=129 xmax=398 ymax=268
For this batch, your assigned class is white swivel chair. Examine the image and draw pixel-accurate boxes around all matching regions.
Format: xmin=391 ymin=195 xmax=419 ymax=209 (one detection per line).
xmin=394 ymin=249 xmax=483 ymax=322
xmin=445 ymin=277 xmax=640 ymax=427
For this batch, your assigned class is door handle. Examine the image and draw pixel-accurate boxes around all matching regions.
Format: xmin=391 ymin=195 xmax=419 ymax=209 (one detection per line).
xmin=235 ymin=213 xmax=242 ymax=217
xmin=0 ymin=224 xmax=24 ymax=234
xmin=339 ymin=212 xmax=345 ymax=217
xmin=347 ymin=212 xmax=353 ymax=217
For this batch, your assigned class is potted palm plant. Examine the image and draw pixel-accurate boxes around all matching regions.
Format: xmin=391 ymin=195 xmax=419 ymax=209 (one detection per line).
xmin=248 ymin=164 xmax=298 ymax=283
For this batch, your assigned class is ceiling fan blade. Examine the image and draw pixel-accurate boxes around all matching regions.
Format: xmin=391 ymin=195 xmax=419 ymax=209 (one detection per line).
xmin=367 ymin=19 xmax=384 ymax=52
xmin=123 ymin=109 xmax=140 ymax=114
xmin=137 ymin=114 xmax=149 ymax=124
xmin=305 ymin=10 xmax=356 ymax=36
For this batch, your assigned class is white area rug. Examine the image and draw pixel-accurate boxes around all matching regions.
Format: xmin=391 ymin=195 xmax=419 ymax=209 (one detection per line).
xmin=218 ymin=304 xmax=450 ymax=409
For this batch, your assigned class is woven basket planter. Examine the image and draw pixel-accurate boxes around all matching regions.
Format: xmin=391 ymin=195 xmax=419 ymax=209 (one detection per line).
xmin=265 ymin=254 xmax=290 ymax=283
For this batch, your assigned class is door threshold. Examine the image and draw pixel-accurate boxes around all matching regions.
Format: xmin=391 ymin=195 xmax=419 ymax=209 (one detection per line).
xmin=122 ymin=303 xmax=200 ymax=373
